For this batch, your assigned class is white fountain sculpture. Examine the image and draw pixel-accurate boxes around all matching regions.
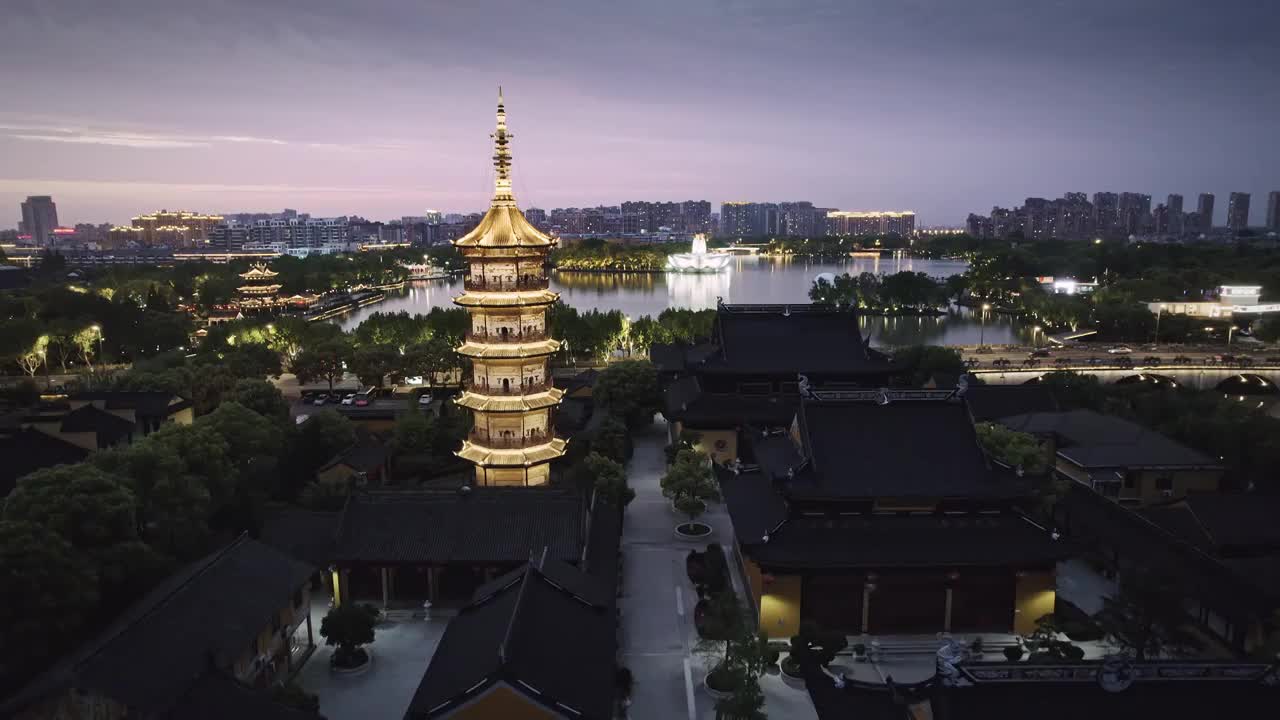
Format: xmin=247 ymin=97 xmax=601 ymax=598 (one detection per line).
xmin=666 ymin=234 xmax=732 ymax=273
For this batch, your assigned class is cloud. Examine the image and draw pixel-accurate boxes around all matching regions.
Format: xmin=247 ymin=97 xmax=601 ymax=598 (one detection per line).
xmin=0 ymin=121 xmax=409 ymax=151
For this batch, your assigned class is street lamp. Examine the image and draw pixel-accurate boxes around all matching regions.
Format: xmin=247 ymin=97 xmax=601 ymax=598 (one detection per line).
xmin=1033 ymin=325 xmax=1042 ymax=348
xmin=980 ymin=303 xmax=991 ymax=348
xmin=90 ymin=324 xmax=103 ymax=364
xmin=1154 ymin=305 xmax=1164 ymax=348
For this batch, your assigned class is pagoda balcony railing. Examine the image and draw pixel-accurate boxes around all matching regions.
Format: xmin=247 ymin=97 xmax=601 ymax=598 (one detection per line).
xmin=466 ymin=381 xmax=552 ymax=396
xmin=466 ymin=328 xmax=548 ymax=344
xmin=467 ymin=430 xmax=551 ymax=449
xmin=464 ymin=277 xmax=548 ymax=292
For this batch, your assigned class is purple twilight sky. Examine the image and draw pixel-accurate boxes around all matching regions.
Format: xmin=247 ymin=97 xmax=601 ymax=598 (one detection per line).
xmin=1 ymin=0 xmax=1276 ymax=227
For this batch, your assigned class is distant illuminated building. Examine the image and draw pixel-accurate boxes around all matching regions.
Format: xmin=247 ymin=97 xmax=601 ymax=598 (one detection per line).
xmin=125 ymin=210 xmax=224 ymax=247
xmin=825 ymin=210 xmax=916 ymax=237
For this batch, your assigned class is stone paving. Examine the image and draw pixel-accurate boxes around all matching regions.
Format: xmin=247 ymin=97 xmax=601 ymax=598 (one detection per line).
xmin=620 ymin=418 xmax=818 ymax=720
xmin=296 ymin=600 xmax=448 ymax=720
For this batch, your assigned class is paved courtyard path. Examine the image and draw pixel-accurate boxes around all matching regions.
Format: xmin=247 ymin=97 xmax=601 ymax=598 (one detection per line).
xmin=620 ymin=418 xmax=816 ymax=720
xmin=297 ymin=601 xmax=448 ymax=720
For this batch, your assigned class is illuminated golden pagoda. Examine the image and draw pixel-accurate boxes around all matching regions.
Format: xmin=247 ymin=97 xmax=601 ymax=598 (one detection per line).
xmin=236 ymin=263 xmax=283 ymax=309
xmin=453 ymin=89 xmax=566 ymax=486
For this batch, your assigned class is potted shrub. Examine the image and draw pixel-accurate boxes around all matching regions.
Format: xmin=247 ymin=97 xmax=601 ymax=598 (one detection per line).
xmin=320 ymin=603 xmax=379 ymax=672
xmin=970 ymin=636 xmax=984 ymax=659
xmin=1003 ymin=645 xmax=1024 ymax=662
xmin=662 ymin=449 xmax=720 ymax=540
xmin=703 ymin=661 xmax=742 ymax=700
xmin=686 ymin=549 xmax=707 ymax=588
xmin=780 ymin=653 xmax=805 ymax=685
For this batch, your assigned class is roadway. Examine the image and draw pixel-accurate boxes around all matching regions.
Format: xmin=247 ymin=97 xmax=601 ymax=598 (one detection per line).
xmin=957 ymin=343 xmax=1280 ymax=372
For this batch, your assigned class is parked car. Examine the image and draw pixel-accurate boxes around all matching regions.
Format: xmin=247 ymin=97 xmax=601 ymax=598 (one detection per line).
xmin=312 ymin=393 xmax=329 ymax=405
xmin=1107 ymin=346 xmax=1133 ymax=355
xmin=354 ymin=395 xmax=371 ymax=407
xmin=418 ymin=394 xmax=434 ymax=406
xmin=1029 ymin=349 xmax=1052 ymax=358
xmin=341 ymin=393 xmax=356 ymax=406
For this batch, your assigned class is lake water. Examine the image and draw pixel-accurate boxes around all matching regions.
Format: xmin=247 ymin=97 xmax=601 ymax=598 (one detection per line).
xmin=338 ymin=255 xmax=1032 ymax=347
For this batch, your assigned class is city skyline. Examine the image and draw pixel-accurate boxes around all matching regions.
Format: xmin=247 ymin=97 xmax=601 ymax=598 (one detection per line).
xmin=3 ymin=0 xmax=1277 ymax=226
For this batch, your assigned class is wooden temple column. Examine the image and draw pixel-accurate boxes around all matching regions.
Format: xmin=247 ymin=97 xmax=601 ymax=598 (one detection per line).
xmin=861 ymin=575 xmax=875 ymax=634
xmin=381 ymin=567 xmax=390 ymax=609
xmin=944 ymin=571 xmax=959 ymax=633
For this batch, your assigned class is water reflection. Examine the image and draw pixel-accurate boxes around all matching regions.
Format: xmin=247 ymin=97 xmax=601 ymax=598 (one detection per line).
xmin=338 ymin=256 xmax=1028 ymax=346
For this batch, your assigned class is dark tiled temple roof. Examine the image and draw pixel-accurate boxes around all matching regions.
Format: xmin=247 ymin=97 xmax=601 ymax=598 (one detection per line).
xmin=0 ymin=427 xmax=89 ymax=496
xmin=1142 ymin=494 xmax=1280 ymax=555
xmin=319 ymin=439 xmax=387 ymax=474
xmin=2 ymin=536 xmax=313 ymax=717
xmin=744 ymin=512 xmax=1066 ymax=570
xmin=663 ymin=375 xmax=798 ymax=427
xmin=792 ymin=399 xmax=1021 ymax=500
xmin=1055 ymin=484 xmax=1280 ymax=614
xmin=405 ymin=551 xmax=617 ymax=720
xmin=333 ymin=489 xmax=585 ymax=565
xmin=258 ymin=506 xmax=340 ymax=567
xmin=720 ymin=468 xmax=789 ymax=544
xmin=963 ymin=384 xmax=1059 ymax=422
xmin=59 ymin=404 xmax=135 ymax=445
xmin=166 ymin=668 xmax=318 ymax=720
xmin=70 ymin=391 xmax=190 ymax=417
xmin=999 ymin=410 xmax=1220 ymax=470
xmin=699 ymin=304 xmax=891 ymax=375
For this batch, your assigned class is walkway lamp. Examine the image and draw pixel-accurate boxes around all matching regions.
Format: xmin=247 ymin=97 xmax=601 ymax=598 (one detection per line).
xmin=980 ymin=303 xmax=991 ymax=348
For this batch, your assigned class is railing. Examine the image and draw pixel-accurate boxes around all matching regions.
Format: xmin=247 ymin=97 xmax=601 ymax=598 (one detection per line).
xmin=466 ymin=381 xmax=551 ymax=396
xmin=464 ymin=277 xmax=548 ymax=292
xmin=466 ymin=328 xmax=548 ymax=344
xmin=467 ymin=431 xmax=552 ymax=449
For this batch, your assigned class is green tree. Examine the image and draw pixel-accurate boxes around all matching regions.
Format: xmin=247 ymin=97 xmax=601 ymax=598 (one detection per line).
xmin=892 ymin=345 xmax=966 ymax=386
xmin=91 ymin=440 xmax=211 ymax=557
xmin=403 ymin=338 xmax=458 ymax=385
xmin=591 ymin=414 xmax=632 ymax=463
xmin=350 ymin=345 xmax=400 ymax=388
xmin=148 ymin=423 xmax=236 ymax=511
xmin=974 ymin=422 xmax=1050 ymax=474
xmin=661 ymin=449 xmax=720 ymax=523
xmin=320 ymin=603 xmax=379 ymax=667
xmin=230 ymin=379 xmax=291 ymax=424
xmin=582 ymin=452 xmax=635 ymax=507
xmin=4 ymin=464 xmax=138 ymax=552
xmin=391 ymin=409 xmax=435 ymax=455
xmin=1095 ymin=569 xmax=1200 ymax=661
xmin=0 ymin=521 xmax=98 ymax=681
xmin=290 ymin=340 xmax=349 ymax=391
xmin=595 ymin=359 xmax=661 ymax=430
xmin=1039 ymin=371 xmax=1107 ymax=411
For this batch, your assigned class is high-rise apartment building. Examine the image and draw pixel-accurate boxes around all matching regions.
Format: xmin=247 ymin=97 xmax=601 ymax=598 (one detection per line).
xmin=1267 ymin=192 xmax=1280 ymax=232
xmin=19 ymin=195 xmax=59 ymax=246
xmin=719 ymin=202 xmax=756 ymax=237
xmin=1227 ymin=193 xmax=1251 ymax=232
xmin=1092 ymin=192 xmax=1118 ymax=237
xmin=523 ymin=207 xmax=547 ymax=229
xmin=1117 ymin=193 xmax=1152 ymax=236
xmin=1166 ymin=194 xmax=1184 ymax=236
xmin=1197 ymin=193 xmax=1215 ymax=233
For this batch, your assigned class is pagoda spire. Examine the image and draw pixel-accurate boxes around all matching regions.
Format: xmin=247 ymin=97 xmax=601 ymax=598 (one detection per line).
xmin=491 ymin=87 xmax=515 ymax=207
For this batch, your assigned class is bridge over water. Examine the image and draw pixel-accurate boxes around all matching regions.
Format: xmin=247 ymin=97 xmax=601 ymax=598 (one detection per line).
xmin=970 ymin=363 xmax=1280 ymax=394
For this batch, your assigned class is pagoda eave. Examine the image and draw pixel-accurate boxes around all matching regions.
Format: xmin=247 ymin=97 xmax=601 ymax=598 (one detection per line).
xmin=456 ymin=340 xmax=561 ymax=359
xmin=454 ymin=388 xmax=565 ymax=412
xmin=456 ymin=439 xmax=568 ymax=467
xmin=453 ymin=290 xmax=559 ymax=308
